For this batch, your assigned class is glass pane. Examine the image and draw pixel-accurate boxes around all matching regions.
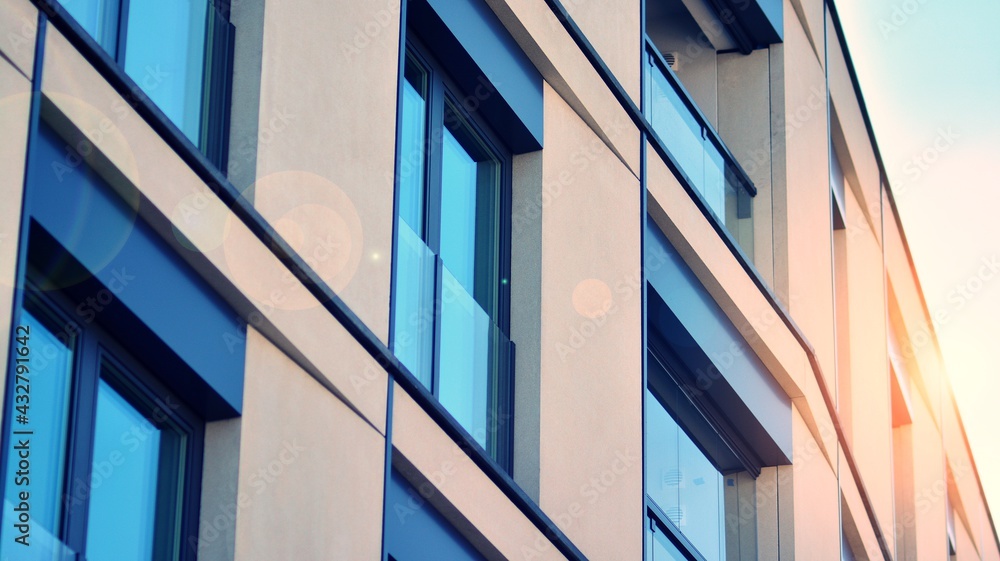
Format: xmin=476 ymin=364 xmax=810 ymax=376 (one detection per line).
xmin=703 ymin=145 xmax=726 ymax=219
xmin=648 ymin=64 xmax=704 ymax=194
xmin=724 ymin=165 xmax=754 ymax=258
xmin=678 ymin=429 xmax=724 ymax=561
xmin=393 ymin=219 xmax=436 ymax=388
xmin=438 ymin=264 xmax=499 ymax=450
xmin=61 ymin=0 xmax=119 ymax=53
xmin=85 ymin=376 xmax=185 ymax=561
xmin=647 ymin=56 xmax=755 ymax=260
xmin=645 ymin=388 xmax=725 ymax=561
xmin=398 ymin=54 xmax=428 ymax=238
xmin=439 ymin=102 xmax=501 ymax=320
xmin=124 ymin=0 xmax=209 ymax=143
xmin=649 ymin=523 xmax=688 ymax=561
xmin=645 ymin=388 xmax=681 ymax=525
xmin=0 ymin=303 xmax=76 ymax=561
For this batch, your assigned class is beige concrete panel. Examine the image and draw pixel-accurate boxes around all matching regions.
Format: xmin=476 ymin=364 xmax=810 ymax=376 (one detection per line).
xmin=909 ymin=389 xmax=947 ymax=561
xmin=777 ymin=0 xmax=836 ymax=399
xmin=886 ymin=287 xmax=943 ymax=431
xmin=956 ymin=518 xmax=979 ymax=561
xmin=778 ymin=464 xmax=795 ymax=560
xmin=391 ymin=383 xmax=569 ymax=561
xmin=791 ymin=366 xmax=837 ymax=471
xmin=537 ymin=83 xmax=642 ymax=561
xmin=882 ymin=197 xmax=941 ymax=411
xmin=830 ymin=104 xmax=882 ymax=248
xmin=511 ymin=150 xmax=544 ymax=502
xmin=225 ymin=0 xmax=266 ymax=196
xmin=827 ymin=16 xmax=882 ymax=245
xmin=787 ymin=0 xmax=823 ymax=66
xmin=40 ymin=27 xmax=390 ymax=433
xmin=941 ymin=396 xmax=988 ymax=549
xmin=894 ymin=424 xmax=917 ymax=561
xmin=756 ymin=467 xmax=780 ymax=561
xmin=254 ymin=0 xmax=400 ymax=343
xmin=195 ymin=417 xmax=242 ymax=561
xmin=840 ymin=453 xmax=882 ymax=561
xmin=561 ymin=0 xmax=641 ymax=103
xmin=769 ymin=40 xmax=790 ymax=306
xmin=231 ymin=329 xmax=385 ymax=560
xmin=646 ymin=141 xmax=809 ymax=404
xmin=790 ymin=407 xmax=841 ymax=561
xmin=0 ymin=0 xmax=36 ymax=79
xmin=482 ymin=0 xmax=641 ymax=175
xmin=0 ymin=61 xmax=32 ymax=431
xmin=843 ymin=186 xmax=895 ymax=553
xmin=718 ymin=49 xmax=774 ymax=284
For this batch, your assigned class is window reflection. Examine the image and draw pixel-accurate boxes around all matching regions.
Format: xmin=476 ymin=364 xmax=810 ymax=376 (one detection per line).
xmin=0 ymin=302 xmax=75 ymax=561
xmin=124 ymin=0 xmax=209 ymax=143
xmin=645 ymin=387 xmax=757 ymax=561
xmin=62 ymin=0 xmax=120 ymax=52
xmin=85 ymin=371 xmax=186 ymax=561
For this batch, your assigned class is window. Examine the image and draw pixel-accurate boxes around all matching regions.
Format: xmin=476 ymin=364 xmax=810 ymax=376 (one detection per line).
xmin=645 ymin=352 xmax=758 ymax=561
xmin=60 ymin=0 xmax=234 ymax=166
xmin=0 ymin=277 xmax=203 ymax=561
xmin=391 ymin=40 xmax=513 ymax=469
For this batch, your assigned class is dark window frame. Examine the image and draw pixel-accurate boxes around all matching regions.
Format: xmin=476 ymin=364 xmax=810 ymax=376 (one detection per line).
xmin=391 ymin=33 xmax=515 ymax=472
xmin=5 ymin=271 xmax=205 ymax=561
xmin=57 ymin=0 xmax=234 ymax=168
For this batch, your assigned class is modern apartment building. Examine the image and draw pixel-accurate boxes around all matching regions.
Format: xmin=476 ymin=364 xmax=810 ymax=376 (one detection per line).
xmin=0 ymin=0 xmax=995 ymax=559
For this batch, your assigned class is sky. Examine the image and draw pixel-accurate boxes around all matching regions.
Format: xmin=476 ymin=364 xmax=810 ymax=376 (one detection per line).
xmin=836 ymin=0 xmax=1000 ymax=536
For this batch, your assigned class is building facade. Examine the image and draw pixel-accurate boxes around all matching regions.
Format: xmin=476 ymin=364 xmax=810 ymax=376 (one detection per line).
xmin=0 ymin=0 xmax=995 ymax=559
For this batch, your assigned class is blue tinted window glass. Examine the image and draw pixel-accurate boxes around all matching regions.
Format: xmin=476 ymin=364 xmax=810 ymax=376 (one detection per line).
xmin=645 ymin=388 xmax=725 ymax=561
xmin=439 ymin=126 xmax=479 ymax=289
xmin=85 ymin=376 xmax=185 ymax=561
xmin=393 ymin=220 xmax=436 ymax=388
xmin=438 ymin=103 xmax=500 ymax=319
xmin=437 ymin=265 xmax=494 ymax=448
xmin=0 ymin=304 xmax=76 ymax=560
xmin=399 ymin=56 xmax=428 ymax=238
xmin=392 ymin=55 xmax=435 ymax=387
xmin=648 ymin=523 xmax=687 ymax=561
xmin=61 ymin=0 xmax=119 ymax=53
xmin=124 ymin=0 xmax=208 ymax=143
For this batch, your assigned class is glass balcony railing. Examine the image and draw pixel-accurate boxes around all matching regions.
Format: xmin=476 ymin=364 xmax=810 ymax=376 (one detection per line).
xmin=438 ymin=263 xmax=514 ymax=457
xmin=644 ymin=44 xmax=755 ymax=259
xmin=393 ymin=220 xmax=514 ymax=465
